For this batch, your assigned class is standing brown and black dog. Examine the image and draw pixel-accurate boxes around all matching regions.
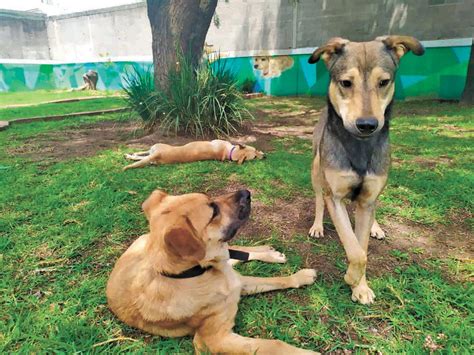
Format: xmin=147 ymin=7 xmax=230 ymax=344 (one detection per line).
xmin=307 ymin=36 xmax=424 ymax=304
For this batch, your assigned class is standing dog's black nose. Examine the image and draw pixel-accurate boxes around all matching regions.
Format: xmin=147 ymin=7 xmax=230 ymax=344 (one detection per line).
xmin=356 ymin=117 xmax=378 ymax=134
xmin=253 ymin=64 xmax=258 ymax=69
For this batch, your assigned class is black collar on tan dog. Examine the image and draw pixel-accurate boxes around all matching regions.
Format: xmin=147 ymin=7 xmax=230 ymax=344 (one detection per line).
xmin=160 ymin=249 xmax=250 ymax=279
xmin=160 ymin=264 xmax=213 ymax=279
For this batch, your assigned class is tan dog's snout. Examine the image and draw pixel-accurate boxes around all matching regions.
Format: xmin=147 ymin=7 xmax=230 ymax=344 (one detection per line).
xmin=215 ymin=189 xmax=251 ymax=242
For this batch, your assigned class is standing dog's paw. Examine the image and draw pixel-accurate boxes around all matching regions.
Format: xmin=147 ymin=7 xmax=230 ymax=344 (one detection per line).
xmin=351 ymin=283 xmax=375 ymax=305
xmin=292 ymin=269 xmax=317 ymax=288
xmin=308 ymin=224 xmax=324 ymax=238
xmin=370 ymin=224 xmax=386 ymax=240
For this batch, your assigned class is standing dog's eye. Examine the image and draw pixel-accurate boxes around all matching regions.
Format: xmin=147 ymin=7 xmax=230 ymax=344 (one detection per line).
xmin=209 ymin=202 xmax=220 ymax=220
xmin=339 ymin=80 xmax=352 ymax=88
xmin=379 ymin=79 xmax=390 ymax=88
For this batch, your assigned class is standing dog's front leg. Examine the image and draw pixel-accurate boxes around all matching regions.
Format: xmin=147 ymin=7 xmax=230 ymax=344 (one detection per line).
xmin=352 ymin=201 xmax=376 ymax=304
xmin=324 ymin=196 xmax=367 ymax=291
xmin=309 ymin=155 xmax=325 ymax=238
xmin=351 ymin=174 xmax=387 ymax=304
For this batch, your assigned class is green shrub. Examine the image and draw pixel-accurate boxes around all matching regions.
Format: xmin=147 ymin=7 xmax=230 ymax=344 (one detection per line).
xmin=124 ymin=52 xmax=251 ymax=137
xmin=121 ymin=65 xmax=155 ymax=127
xmin=241 ymin=78 xmax=257 ymax=94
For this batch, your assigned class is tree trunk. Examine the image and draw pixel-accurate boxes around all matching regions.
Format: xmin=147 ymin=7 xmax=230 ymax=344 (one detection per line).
xmin=146 ymin=0 xmax=218 ymax=90
xmin=461 ymin=39 xmax=474 ymax=103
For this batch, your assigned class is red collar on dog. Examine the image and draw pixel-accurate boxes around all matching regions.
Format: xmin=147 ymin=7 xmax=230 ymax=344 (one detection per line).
xmin=228 ymin=145 xmax=237 ymax=161
xmin=160 ymin=249 xmax=249 ymax=279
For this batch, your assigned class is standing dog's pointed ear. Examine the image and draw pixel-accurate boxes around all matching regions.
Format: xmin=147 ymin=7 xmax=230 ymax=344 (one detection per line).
xmin=376 ymin=35 xmax=424 ymax=60
xmin=142 ymin=190 xmax=168 ymax=221
xmin=164 ymin=217 xmax=205 ymax=262
xmin=308 ymin=37 xmax=349 ymax=65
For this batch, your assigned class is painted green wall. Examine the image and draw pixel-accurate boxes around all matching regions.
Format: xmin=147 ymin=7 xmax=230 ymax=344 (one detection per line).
xmin=0 ymin=45 xmax=470 ymax=100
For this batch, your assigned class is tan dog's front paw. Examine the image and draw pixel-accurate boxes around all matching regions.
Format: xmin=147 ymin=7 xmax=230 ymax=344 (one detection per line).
xmin=308 ymin=223 xmax=324 ymax=238
xmin=351 ymin=282 xmax=375 ymax=305
xmin=291 ymin=269 xmax=317 ymax=288
xmin=263 ymin=250 xmax=287 ymax=263
xmin=370 ymin=224 xmax=386 ymax=240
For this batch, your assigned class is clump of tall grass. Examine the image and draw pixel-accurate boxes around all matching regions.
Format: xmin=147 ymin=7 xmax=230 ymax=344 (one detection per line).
xmin=123 ymin=52 xmax=251 ymax=137
xmin=121 ymin=65 xmax=155 ymax=128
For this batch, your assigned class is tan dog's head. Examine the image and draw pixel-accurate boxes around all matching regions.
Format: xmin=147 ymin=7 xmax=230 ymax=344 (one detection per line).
xmin=142 ymin=189 xmax=251 ymax=263
xmin=309 ymin=36 xmax=424 ymax=138
xmin=233 ymin=144 xmax=265 ymax=164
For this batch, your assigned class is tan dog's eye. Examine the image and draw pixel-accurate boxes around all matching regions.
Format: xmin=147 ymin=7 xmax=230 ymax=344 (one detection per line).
xmin=261 ymin=58 xmax=266 ymax=61
xmin=209 ymin=202 xmax=220 ymax=221
xmin=379 ymin=79 xmax=390 ymax=88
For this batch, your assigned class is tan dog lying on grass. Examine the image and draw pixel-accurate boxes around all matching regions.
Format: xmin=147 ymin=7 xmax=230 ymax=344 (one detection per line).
xmin=107 ymin=189 xmax=318 ymax=354
xmin=123 ymin=140 xmax=265 ymax=170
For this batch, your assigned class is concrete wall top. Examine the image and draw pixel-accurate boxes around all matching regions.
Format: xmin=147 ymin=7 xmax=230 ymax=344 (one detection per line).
xmin=0 ymin=9 xmax=50 ymax=60
xmin=47 ymin=2 xmax=151 ymax=61
xmin=1 ymin=0 xmax=473 ymax=61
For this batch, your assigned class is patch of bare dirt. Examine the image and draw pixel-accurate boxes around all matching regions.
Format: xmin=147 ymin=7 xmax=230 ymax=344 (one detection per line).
xmin=8 ymin=118 xmax=284 ymax=162
xmin=251 ymin=107 xmax=319 ymax=139
xmin=8 ymin=121 xmax=139 ymax=161
xmin=412 ymin=155 xmax=454 ymax=168
xmin=233 ymin=194 xmax=473 ymax=279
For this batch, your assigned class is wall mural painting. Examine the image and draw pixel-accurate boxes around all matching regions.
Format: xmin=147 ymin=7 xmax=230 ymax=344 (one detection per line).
xmin=0 ymin=44 xmax=471 ymax=100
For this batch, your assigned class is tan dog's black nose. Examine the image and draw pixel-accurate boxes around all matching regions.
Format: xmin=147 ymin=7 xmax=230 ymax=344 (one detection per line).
xmin=236 ymin=189 xmax=251 ymax=220
xmin=356 ymin=117 xmax=378 ymax=135
xmin=236 ymin=189 xmax=251 ymax=204
xmin=253 ymin=64 xmax=258 ymax=69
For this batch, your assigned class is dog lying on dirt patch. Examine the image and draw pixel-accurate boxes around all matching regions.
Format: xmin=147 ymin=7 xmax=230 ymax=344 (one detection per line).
xmin=253 ymin=53 xmax=294 ymax=78
xmin=123 ymin=140 xmax=265 ymax=170
xmin=107 ymin=189 xmax=318 ymax=354
xmin=307 ymin=36 xmax=424 ymax=304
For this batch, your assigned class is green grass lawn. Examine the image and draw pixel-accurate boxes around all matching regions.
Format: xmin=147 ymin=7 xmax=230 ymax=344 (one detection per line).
xmin=0 ymin=90 xmax=121 ymax=107
xmin=0 ymin=96 xmax=472 ymax=353
xmin=0 ymin=97 xmax=126 ymax=121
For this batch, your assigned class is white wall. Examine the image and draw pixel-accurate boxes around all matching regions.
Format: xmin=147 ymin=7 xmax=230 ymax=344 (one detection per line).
xmin=0 ymin=10 xmax=50 ymax=59
xmin=1 ymin=0 xmax=473 ymax=61
xmin=47 ymin=3 xmax=151 ymax=61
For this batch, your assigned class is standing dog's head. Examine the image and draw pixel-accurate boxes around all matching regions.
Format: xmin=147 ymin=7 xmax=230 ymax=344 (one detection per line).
xmin=142 ymin=189 xmax=251 ymax=263
xmin=308 ymin=36 xmax=424 ymax=137
xmin=233 ymin=144 xmax=265 ymax=165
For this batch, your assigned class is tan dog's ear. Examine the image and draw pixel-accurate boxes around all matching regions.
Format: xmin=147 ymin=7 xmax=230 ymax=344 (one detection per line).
xmin=237 ymin=143 xmax=246 ymax=149
xmin=164 ymin=218 xmax=205 ymax=261
xmin=376 ymin=35 xmax=424 ymax=59
xmin=142 ymin=190 xmax=167 ymax=220
xmin=308 ymin=37 xmax=349 ymax=65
